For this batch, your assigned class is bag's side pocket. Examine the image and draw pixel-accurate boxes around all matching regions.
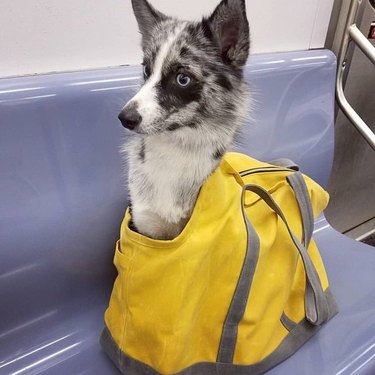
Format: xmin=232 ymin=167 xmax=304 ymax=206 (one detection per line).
xmin=114 ymin=240 xmax=133 ymax=271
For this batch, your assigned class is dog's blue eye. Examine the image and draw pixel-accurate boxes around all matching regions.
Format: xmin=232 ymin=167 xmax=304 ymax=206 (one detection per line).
xmin=176 ymin=73 xmax=191 ymax=87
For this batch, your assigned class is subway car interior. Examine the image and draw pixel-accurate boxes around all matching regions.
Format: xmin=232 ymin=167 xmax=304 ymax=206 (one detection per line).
xmin=0 ymin=0 xmax=374 ymax=374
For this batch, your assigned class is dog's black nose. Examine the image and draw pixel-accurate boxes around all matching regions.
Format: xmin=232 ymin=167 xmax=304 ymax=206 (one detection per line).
xmin=118 ymin=105 xmax=142 ymax=130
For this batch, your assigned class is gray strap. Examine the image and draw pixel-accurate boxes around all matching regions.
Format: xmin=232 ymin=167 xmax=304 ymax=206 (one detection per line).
xmin=268 ymin=158 xmax=299 ymax=171
xmin=286 ymin=172 xmax=314 ymax=248
xmin=217 ymin=177 xmax=328 ymax=363
xmin=217 ymin=186 xmax=261 ymax=363
xmin=243 ymin=184 xmax=329 ymax=326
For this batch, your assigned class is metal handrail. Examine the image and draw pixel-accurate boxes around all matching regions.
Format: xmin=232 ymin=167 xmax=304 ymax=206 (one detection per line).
xmin=336 ymin=0 xmax=375 ymax=150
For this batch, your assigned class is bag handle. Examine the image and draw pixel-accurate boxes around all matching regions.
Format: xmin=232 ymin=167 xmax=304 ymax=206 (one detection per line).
xmin=243 ymin=180 xmax=329 ymax=326
xmin=268 ymin=158 xmax=300 ymax=171
xmin=267 ymin=160 xmax=313 ymax=248
xmin=286 ymin=172 xmax=314 ymax=248
xmin=218 ymin=173 xmax=329 ymax=363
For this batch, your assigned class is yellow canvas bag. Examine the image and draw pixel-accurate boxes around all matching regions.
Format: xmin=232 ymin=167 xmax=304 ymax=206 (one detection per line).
xmin=101 ymin=152 xmax=337 ymax=375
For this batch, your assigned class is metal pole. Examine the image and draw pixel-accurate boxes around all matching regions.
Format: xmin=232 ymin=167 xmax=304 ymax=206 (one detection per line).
xmin=349 ymin=24 xmax=375 ymax=64
xmin=335 ymin=0 xmax=375 ymax=150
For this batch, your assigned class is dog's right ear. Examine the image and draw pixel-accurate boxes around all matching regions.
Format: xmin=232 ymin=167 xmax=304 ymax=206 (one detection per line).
xmin=131 ymin=0 xmax=168 ymax=48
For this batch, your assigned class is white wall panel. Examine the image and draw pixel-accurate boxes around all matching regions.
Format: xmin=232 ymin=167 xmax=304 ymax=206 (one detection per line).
xmin=310 ymin=0 xmax=335 ymax=49
xmin=0 ymin=0 xmax=333 ymax=78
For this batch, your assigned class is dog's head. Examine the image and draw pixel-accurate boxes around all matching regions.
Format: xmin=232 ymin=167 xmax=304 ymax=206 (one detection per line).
xmin=118 ymin=0 xmax=250 ymax=135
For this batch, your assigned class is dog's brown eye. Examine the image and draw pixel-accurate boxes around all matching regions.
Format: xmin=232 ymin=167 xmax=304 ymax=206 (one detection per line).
xmin=176 ymin=73 xmax=191 ymax=87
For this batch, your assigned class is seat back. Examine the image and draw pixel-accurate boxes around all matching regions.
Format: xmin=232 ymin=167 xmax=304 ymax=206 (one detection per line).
xmin=0 ymin=49 xmax=336 ymax=340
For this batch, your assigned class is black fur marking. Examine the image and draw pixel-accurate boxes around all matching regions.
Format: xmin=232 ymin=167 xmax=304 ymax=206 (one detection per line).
xmin=232 ymin=68 xmax=243 ymax=80
xmin=216 ymin=73 xmax=233 ymax=91
xmin=206 ymin=62 xmax=226 ymax=76
xmin=201 ymin=18 xmax=214 ymax=42
xmin=158 ymin=71 xmax=203 ymax=110
xmin=142 ymin=63 xmax=151 ymax=80
xmin=180 ymin=46 xmax=188 ymax=58
xmin=201 ymin=69 xmax=211 ymax=77
xmin=127 ymin=200 xmax=138 ymax=232
xmin=197 ymin=103 xmax=208 ymax=116
xmin=167 ymin=121 xmax=197 ymax=131
xmin=167 ymin=123 xmax=181 ymax=131
xmin=186 ymin=121 xmax=198 ymax=128
xmin=150 ymin=50 xmax=157 ymax=65
xmin=145 ymin=46 xmax=160 ymax=67
xmin=180 ymin=46 xmax=201 ymax=62
xmin=165 ymin=108 xmax=178 ymax=120
xmin=185 ymin=23 xmax=199 ymax=37
xmin=128 ymin=219 xmax=138 ymax=232
xmin=139 ymin=140 xmax=145 ymax=162
xmin=213 ymin=147 xmax=226 ymax=159
xmin=128 ymin=201 xmax=134 ymax=224
xmin=177 ymin=46 xmax=203 ymax=65
xmin=224 ymin=102 xmax=235 ymax=112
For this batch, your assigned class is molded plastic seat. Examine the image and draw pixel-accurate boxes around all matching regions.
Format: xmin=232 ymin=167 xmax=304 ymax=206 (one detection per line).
xmin=1 ymin=49 xmax=374 ymax=374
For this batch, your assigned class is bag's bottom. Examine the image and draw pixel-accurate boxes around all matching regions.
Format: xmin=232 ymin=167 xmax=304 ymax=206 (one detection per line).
xmin=100 ymin=289 xmax=338 ymax=375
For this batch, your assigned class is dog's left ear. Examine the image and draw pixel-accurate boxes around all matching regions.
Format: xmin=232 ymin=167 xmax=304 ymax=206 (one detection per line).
xmin=131 ymin=0 xmax=168 ymax=49
xmin=208 ymin=0 xmax=250 ymax=67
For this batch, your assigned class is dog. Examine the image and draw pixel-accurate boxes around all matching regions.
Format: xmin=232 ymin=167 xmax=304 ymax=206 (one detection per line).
xmin=118 ymin=0 xmax=250 ymax=240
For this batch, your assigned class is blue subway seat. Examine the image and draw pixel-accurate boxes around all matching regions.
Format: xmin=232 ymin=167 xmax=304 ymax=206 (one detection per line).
xmin=0 ymin=49 xmax=374 ymax=374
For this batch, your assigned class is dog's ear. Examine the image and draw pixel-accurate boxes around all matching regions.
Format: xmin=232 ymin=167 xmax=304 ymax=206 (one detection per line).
xmin=131 ymin=0 xmax=168 ymax=48
xmin=208 ymin=0 xmax=250 ymax=67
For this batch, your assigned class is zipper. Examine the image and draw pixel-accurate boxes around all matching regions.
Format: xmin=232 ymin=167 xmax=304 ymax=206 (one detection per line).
xmin=239 ymin=166 xmax=294 ymax=177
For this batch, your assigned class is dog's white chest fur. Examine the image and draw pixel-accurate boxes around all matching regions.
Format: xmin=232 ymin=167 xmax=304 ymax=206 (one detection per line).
xmin=127 ymin=133 xmax=219 ymax=239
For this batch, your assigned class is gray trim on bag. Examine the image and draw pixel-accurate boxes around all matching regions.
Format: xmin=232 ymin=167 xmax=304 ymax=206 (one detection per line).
xmin=100 ymin=289 xmax=338 ymax=375
xmin=216 ymin=187 xmax=260 ymax=363
xmin=286 ymin=172 xmax=314 ymax=248
xmin=280 ymin=312 xmax=297 ymax=332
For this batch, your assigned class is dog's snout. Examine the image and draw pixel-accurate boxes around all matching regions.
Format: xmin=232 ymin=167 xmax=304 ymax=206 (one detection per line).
xmin=118 ymin=104 xmax=142 ymax=130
